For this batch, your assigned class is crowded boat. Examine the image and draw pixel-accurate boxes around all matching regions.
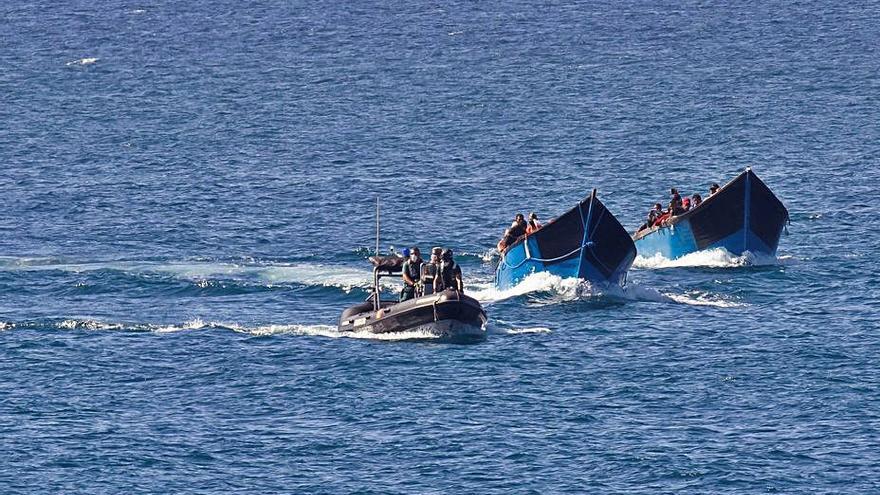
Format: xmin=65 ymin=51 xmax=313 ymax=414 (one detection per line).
xmin=635 ymin=183 xmax=719 ymax=233
xmin=496 ymin=212 xmax=542 ymax=253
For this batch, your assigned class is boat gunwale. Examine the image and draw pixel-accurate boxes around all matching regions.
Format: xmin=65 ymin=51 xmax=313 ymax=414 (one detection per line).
xmin=632 ymin=169 xmax=751 ymax=242
xmin=498 ymin=191 xmax=597 ymax=257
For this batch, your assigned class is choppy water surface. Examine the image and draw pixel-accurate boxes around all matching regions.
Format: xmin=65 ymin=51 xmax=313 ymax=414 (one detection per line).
xmin=2 ymin=1 xmax=879 ymax=493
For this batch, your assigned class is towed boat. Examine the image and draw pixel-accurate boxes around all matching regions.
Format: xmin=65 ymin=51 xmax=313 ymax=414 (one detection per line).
xmin=338 ymin=255 xmax=488 ymax=342
xmin=633 ymin=168 xmax=789 ymax=260
xmin=495 ymin=189 xmax=637 ymax=290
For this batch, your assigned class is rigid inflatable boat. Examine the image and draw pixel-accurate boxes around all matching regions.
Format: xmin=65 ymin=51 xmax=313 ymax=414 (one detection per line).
xmin=338 ymin=255 xmax=488 ymax=342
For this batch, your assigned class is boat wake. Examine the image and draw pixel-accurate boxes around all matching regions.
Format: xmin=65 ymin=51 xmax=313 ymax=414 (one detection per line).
xmin=467 ymin=272 xmax=744 ymax=308
xmin=0 ymin=257 xmax=390 ymax=292
xmin=633 ymin=248 xmax=781 ymax=269
xmin=4 ymin=318 xmax=486 ymax=343
xmin=487 ymin=320 xmax=552 ymax=335
xmin=468 ymin=272 xmax=582 ymax=304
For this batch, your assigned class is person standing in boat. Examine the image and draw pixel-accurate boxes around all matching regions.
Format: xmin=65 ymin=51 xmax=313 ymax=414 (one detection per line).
xmin=400 ymin=247 xmax=423 ymax=302
xmin=434 ymin=249 xmax=463 ymax=293
xmin=419 ymin=247 xmax=441 ymax=296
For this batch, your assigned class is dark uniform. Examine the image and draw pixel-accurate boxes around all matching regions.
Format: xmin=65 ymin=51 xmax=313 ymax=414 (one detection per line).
xmin=419 ymin=262 xmax=437 ymax=296
xmin=436 ymin=259 xmax=463 ymax=292
xmin=400 ymin=258 xmax=422 ymax=302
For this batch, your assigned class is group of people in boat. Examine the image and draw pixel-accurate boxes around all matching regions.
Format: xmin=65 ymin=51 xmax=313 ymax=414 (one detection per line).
xmin=638 ymin=182 xmax=721 ymax=232
xmin=399 ymin=246 xmax=464 ymax=301
xmin=496 ymin=212 xmax=542 ymax=253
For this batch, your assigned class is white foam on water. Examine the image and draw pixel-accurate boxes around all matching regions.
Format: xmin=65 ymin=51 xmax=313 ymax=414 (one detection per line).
xmin=234 ymin=322 xmax=466 ymax=341
xmin=480 ymin=249 xmax=499 ymax=263
xmin=48 ymin=318 xmax=456 ymax=342
xmin=664 ymin=293 xmax=746 ymax=308
xmin=613 ymin=284 xmax=746 ymax=308
xmin=0 ymin=322 xmax=10 ymax=331
xmin=633 ymin=248 xmax=779 ymax=269
xmin=231 ymin=323 xmax=342 ymax=338
xmin=154 ymin=318 xmax=207 ymax=333
xmin=468 ymin=272 xmax=581 ymax=304
xmin=58 ymin=319 xmax=125 ymax=331
xmin=504 ymin=327 xmax=551 ymax=335
xmin=150 ymin=262 xmax=378 ymax=291
xmin=344 ymin=328 xmax=445 ymax=341
xmin=66 ymin=57 xmax=99 ymax=66
xmin=251 ymin=264 xmax=380 ymax=291
xmin=206 ymin=322 xmax=459 ymax=342
xmin=469 ymin=272 xmax=745 ymax=309
xmin=1 ymin=258 xmax=380 ymax=292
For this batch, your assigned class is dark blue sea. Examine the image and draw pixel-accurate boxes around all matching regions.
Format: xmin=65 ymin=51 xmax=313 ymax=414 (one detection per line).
xmin=2 ymin=1 xmax=879 ymax=493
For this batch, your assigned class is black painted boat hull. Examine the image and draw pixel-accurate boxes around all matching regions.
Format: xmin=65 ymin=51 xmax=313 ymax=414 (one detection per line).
xmin=338 ymin=289 xmax=488 ymax=342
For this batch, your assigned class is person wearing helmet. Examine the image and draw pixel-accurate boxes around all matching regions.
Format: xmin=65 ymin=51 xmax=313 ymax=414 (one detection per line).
xmin=419 ymin=247 xmax=442 ymax=296
xmin=434 ymin=249 xmax=463 ymax=293
xmin=400 ymin=247 xmax=422 ymax=302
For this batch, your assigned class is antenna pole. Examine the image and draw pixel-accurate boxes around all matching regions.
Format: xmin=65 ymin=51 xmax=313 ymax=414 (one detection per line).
xmin=375 ymin=197 xmax=380 ymax=255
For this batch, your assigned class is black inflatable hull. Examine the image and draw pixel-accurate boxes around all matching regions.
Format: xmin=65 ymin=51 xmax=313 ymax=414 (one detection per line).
xmin=338 ymin=289 xmax=488 ymax=342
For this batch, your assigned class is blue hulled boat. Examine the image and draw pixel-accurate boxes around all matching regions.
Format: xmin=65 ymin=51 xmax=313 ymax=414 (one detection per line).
xmin=633 ymin=168 xmax=789 ymax=260
xmin=495 ymin=190 xmax=637 ymax=290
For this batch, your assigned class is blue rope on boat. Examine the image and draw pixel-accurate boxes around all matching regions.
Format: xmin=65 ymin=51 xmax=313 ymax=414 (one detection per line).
xmin=499 ymin=241 xmax=595 ymax=270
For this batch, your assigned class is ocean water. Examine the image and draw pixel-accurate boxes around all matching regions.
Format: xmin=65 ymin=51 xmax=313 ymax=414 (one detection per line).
xmin=2 ymin=1 xmax=879 ymax=493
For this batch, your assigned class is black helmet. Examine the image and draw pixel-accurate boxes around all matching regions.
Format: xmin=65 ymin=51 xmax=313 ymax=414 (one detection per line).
xmin=441 ymin=249 xmax=453 ymax=261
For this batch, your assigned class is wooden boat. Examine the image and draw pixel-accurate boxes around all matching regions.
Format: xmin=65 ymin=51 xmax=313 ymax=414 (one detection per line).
xmin=633 ymin=168 xmax=789 ymax=260
xmin=495 ymin=190 xmax=636 ymax=290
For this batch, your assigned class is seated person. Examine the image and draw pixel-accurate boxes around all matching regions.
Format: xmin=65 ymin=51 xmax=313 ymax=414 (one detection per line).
xmin=656 ymin=212 xmax=671 ymax=226
xmin=526 ymin=212 xmax=542 ymax=234
xmin=638 ymin=203 xmax=664 ymax=231
xmin=709 ymin=183 xmax=720 ymax=196
xmin=692 ymin=193 xmax=702 ymax=208
xmin=509 ymin=213 xmax=527 ymax=238
xmin=497 ymin=228 xmax=514 ymax=253
xmin=682 ymin=197 xmax=691 ymax=212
